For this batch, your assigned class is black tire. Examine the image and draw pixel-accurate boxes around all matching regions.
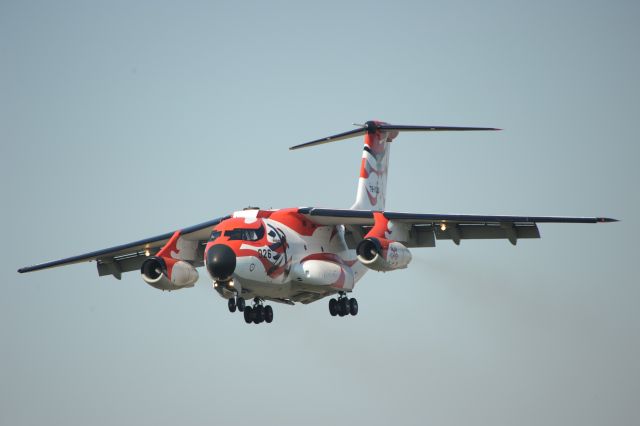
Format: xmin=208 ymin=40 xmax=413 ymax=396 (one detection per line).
xmin=228 ymin=297 xmax=236 ymax=313
xmin=237 ymin=297 xmax=245 ymax=312
xmin=339 ymin=298 xmax=348 ymax=317
xmin=254 ymin=305 xmax=265 ymax=324
xmin=244 ymin=306 xmax=253 ymax=323
xmin=349 ymin=298 xmax=358 ymax=316
xmin=264 ymin=305 xmax=274 ymax=323
xmin=329 ymin=298 xmax=338 ymax=316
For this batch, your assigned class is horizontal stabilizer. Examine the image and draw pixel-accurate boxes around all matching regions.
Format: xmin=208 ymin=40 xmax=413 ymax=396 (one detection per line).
xmin=289 ymin=120 xmax=500 ymax=150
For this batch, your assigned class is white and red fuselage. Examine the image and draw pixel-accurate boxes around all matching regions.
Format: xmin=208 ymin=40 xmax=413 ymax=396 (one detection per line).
xmin=204 ymin=208 xmax=367 ymax=303
xmin=202 ymin=122 xmax=405 ymax=304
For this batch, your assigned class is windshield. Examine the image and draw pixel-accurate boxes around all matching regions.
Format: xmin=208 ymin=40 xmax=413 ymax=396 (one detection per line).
xmin=209 ymin=230 xmax=222 ymax=241
xmin=225 ymin=226 xmax=265 ymax=241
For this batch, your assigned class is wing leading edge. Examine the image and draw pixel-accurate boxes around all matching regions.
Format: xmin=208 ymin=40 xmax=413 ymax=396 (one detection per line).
xmin=17 ymin=215 xmax=230 ymax=278
xmin=298 ymin=207 xmax=617 ymax=247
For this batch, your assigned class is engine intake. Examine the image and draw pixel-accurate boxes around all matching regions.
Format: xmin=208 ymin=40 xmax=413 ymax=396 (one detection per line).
xmin=356 ymin=237 xmax=412 ymax=271
xmin=356 ymin=238 xmax=381 ymax=261
xmin=141 ymin=256 xmax=199 ymax=291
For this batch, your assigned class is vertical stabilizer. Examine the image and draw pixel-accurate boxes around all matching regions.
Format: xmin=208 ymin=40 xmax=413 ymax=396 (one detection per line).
xmin=351 ymin=122 xmax=398 ymax=210
xmin=289 ymin=120 xmax=500 ymax=212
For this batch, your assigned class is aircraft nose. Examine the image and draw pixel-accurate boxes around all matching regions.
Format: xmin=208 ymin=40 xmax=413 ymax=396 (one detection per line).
xmin=206 ymin=244 xmax=236 ymax=281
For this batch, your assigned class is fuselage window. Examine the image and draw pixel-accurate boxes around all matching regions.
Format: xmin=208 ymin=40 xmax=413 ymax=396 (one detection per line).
xmin=225 ymin=226 xmax=265 ymax=241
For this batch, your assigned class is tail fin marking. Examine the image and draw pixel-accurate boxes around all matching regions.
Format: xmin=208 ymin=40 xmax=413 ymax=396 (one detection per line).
xmin=351 ymin=125 xmax=398 ymax=210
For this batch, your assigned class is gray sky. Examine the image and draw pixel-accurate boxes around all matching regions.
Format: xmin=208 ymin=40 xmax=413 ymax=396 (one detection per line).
xmin=2 ymin=1 xmax=638 ymax=425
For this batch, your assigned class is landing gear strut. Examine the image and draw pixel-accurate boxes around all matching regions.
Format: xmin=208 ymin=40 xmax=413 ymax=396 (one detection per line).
xmin=243 ymin=298 xmax=274 ymax=325
xmin=329 ymin=292 xmax=358 ymax=317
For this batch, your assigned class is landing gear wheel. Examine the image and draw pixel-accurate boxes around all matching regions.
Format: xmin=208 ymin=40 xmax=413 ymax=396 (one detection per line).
xmin=237 ymin=297 xmax=245 ymax=312
xmin=243 ymin=306 xmax=253 ymax=323
xmin=349 ymin=298 xmax=358 ymax=316
xmin=254 ymin=305 xmax=265 ymax=324
xmin=228 ymin=297 xmax=236 ymax=313
xmin=329 ymin=298 xmax=338 ymax=316
xmin=264 ymin=305 xmax=274 ymax=323
xmin=338 ymin=298 xmax=349 ymax=317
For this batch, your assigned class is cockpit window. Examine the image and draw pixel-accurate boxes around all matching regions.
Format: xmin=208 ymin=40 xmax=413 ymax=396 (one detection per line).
xmin=225 ymin=226 xmax=264 ymax=241
xmin=209 ymin=230 xmax=222 ymax=240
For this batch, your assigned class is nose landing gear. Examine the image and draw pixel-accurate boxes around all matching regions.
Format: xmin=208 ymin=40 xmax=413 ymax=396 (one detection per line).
xmin=329 ymin=292 xmax=358 ymax=317
xmin=225 ymin=292 xmax=272 ymax=325
xmin=227 ymin=296 xmax=246 ymax=313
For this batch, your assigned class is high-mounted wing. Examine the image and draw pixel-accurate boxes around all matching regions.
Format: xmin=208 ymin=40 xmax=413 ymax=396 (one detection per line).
xmin=17 ymin=215 xmax=230 ymax=279
xmin=298 ymin=208 xmax=616 ymax=248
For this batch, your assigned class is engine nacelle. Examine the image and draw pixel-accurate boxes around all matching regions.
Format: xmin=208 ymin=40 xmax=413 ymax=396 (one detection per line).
xmin=356 ymin=238 xmax=412 ymax=271
xmin=141 ymin=256 xmax=199 ymax=291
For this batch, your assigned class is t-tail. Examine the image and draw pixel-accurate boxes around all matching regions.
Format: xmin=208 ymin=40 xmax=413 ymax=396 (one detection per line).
xmin=290 ymin=120 xmax=500 ymax=211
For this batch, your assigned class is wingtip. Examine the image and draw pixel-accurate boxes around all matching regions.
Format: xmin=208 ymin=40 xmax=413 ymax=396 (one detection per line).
xmin=598 ymin=217 xmax=619 ymax=223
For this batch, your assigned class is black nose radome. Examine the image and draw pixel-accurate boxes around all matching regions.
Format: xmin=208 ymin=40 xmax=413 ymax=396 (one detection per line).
xmin=206 ymin=244 xmax=236 ymax=281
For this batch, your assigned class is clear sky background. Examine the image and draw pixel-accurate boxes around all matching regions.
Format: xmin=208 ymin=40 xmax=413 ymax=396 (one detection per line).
xmin=2 ymin=1 xmax=638 ymax=425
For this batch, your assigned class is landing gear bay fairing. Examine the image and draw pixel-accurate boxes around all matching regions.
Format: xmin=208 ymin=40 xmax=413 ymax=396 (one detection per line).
xmin=18 ymin=121 xmax=617 ymax=324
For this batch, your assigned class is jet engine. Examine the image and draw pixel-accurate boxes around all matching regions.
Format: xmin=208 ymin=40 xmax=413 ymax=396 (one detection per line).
xmin=141 ymin=256 xmax=199 ymax=291
xmin=356 ymin=238 xmax=412 ymax=271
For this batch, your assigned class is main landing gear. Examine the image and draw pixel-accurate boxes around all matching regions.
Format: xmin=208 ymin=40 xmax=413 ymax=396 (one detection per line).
xmin=243 ymin=298 xmax=274 ymax=325
xmin=329 ymin=292 xmax=358 ymax=317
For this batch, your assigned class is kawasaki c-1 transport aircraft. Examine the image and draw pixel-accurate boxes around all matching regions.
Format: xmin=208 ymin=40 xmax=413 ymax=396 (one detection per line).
xmin=18 ymin=121 xmax=617 ymax=325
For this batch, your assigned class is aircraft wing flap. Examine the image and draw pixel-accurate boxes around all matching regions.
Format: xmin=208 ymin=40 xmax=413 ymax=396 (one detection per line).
xmin=17 ymin=233 xmax=175 ymax=274
xmin=298 ymin=207 xmax=374 ymax=225
xmin=433 ymin=223 xmax=540 ymax=244
xmin=300 ymin=207 xmax=616 ymax=225
xmin=383 ymin=212 xmax=616 ymax=224
xmin=344 ymin=223 xmax=539 ymax=248
xmin=301 ymin=207 xmax=615 ymax=247
xmin=18 ymin=215 xmax=229 ymax=277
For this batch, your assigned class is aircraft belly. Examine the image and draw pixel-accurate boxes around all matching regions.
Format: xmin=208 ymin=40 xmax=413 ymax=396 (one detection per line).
xmin=238 ymin=278 xmax=338 ymax=304
xmin=235 ymin=278 xmax=292 ymax=299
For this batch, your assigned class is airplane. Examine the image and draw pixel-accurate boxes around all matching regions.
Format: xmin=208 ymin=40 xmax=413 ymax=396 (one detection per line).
xmin=18 ymin=120 xmax=617 ymax=325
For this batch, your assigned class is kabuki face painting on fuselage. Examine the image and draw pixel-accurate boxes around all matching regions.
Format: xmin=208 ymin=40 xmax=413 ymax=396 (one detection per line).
xmin=206 ymin=215 xmax=289 ymax=282
xmin=204 ymin=208 xmax=363 ymax=302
